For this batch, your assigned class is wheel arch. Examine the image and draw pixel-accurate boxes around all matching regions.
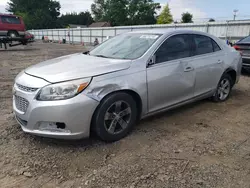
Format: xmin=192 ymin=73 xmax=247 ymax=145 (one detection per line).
xmin=90 ymin=89 xmax=143 ymax=133
xmin=96 ymin=89 xmax=142 ymax=119
xmin=223 ymin=68 xmax=237 ymax=86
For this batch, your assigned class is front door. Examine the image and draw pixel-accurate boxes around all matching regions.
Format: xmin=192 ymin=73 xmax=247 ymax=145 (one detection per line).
xmin=147 ymin=34 xmax=196 ymax=113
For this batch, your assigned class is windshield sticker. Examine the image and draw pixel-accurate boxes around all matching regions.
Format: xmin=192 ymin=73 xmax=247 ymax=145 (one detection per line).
xmin=140 ymin=35 xmax=159 ymax=39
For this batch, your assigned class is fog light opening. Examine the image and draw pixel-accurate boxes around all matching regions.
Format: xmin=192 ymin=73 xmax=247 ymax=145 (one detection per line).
xmin=38 ymin=122 xmax=70 ymax=133
xmin=56 ymin=122 xmax=66 ymax=129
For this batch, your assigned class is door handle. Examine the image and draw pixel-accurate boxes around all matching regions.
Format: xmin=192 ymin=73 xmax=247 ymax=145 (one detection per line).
xmin=184 ymin=66 xmax=194 ymax=72
xmin=217 ymin=60 xmax=223 ymax=64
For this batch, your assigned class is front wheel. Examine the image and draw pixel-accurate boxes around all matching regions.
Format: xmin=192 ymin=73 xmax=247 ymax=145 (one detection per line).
xmin=212 ymin=74 xmax=233 ymax=102
xmin=92 ymin=92 xmax=138 ymax=142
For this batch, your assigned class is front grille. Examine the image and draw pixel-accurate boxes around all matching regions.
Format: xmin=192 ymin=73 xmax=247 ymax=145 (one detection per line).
xmin=16 ymin=83 xmax=38 ymax=92
xmin=15 ymin=95 xmax=29 ymax=113
xmin=242 ymin=50 xmax=250 ymax=56
xmin=242 ymin=58 xmax=250 ymax=64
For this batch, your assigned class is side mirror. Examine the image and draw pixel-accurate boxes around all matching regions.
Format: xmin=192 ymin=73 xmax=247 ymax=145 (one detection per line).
xmin=147 ymin=54 xmax=156 ymax=67
xmin=83 ymin=51 xmax=90 ymax=55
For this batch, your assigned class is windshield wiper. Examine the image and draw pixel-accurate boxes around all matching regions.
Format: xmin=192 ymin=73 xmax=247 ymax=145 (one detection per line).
xmin=94 ymin=54 xmax=110 ymax=58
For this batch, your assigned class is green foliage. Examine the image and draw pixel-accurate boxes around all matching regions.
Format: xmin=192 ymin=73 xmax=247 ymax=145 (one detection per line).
xmin=7 ymin=0 xmax=61 ymax=29
xmin=157 ymin=4 xmax=173 ymax=24
xmin=59 ymin=12 xmax=94 ymax=27
xmin=91 ymin=0 xmax=161 ymax=26
xmin=181 ymin=12 xmax=193 ymax=23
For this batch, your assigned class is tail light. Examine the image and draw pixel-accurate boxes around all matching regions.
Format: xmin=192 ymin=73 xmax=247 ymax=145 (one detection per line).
xmin=233 ymin=45 xmax=243 ymax=55
xmin=233 ymin=45 xmax=240 ymax=50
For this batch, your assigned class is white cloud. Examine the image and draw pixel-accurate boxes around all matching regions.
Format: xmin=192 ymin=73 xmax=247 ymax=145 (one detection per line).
xmin=0 ymin=0 xmax=93 ymax=14
xmin=1 ymin=0 xmax=207 ymax=22
xmin=162 ymin=0 xmax=207 ymax=21
xmin=59 ymin=0 xmax=93 ymax=13
xmin=0 ymin=5 xmax=6 ymax=13
xmin=0 ymin=0 xmax=8 ymax=13
xmin=0 ymin=0 xmax=8 ymax=4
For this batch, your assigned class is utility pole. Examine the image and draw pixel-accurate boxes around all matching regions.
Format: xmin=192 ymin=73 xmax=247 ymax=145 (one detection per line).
xmin=233 ymin=9 xmax=238 ymax=21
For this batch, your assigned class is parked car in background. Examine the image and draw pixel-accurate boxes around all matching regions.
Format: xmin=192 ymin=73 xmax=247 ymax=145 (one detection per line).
xmin=13 ymin=30 xmax=242 ymax=142
xmin=234 ymin=36 xmax=250 ymax=71
xmin=0 ymin=14 xmax=25 ymax=38
xmin=24 ymin=31 xmax=34 ymax=41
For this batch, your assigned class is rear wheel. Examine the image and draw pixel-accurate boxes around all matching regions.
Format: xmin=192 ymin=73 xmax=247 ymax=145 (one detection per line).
xmin=212 ymin=74 xmax=233 ymax=102
xmin=92 ymin=92 xmax=137 ymax=142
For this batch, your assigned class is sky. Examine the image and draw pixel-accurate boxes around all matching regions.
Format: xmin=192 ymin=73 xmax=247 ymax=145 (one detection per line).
xmin=0 ymin=0 xmax=250 ymax=22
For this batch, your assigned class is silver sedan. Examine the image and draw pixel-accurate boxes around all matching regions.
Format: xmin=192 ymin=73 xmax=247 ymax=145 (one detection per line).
xmin=13 ymin=29 xmax=242 ymax=142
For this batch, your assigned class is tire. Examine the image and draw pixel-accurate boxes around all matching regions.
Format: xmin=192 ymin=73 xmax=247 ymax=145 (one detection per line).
xmin=212 ymin=74 xmax=233 ymax=102
xmin=7 ymin=31 xmax=18 ymax=38
xmin=242 ymin=67 xmax=250 ymax=74
xmin=92 ymin=92 xmax=137 ymax=142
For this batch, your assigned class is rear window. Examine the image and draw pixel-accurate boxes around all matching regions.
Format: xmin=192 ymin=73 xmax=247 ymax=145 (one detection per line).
xmin=1 ymin=16 xmax=21 ymax=24
xmin=238 ymin=36 xmax=250 ymax=43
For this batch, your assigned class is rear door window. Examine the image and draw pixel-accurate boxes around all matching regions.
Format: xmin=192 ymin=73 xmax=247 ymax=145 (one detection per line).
xmin=212 ymin=40 xmax=221 ymax=52
xmin=193 ymin=35 xmax=214 ymax=55
xmin=1 ymin=16 xmax=21 ymax=24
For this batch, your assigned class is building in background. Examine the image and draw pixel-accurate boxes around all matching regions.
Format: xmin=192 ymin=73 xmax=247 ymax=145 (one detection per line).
xmin=89 ymin=22 xmax=111 ymax=28
xmin=68 ymin=24 xmax=87 ymax=28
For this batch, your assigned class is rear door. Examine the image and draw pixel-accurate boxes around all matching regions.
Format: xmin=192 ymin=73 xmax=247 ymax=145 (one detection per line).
xmin=190 ymin=34 xmax=224 ymax=97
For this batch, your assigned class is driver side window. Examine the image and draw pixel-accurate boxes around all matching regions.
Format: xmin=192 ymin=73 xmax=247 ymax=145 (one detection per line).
xmin=155 ymin=34 xmax=191 ymax=64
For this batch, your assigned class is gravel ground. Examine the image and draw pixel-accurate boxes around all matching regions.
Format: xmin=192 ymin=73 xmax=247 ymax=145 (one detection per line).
xmin=1 ymin=43 xmax=250 ymax=188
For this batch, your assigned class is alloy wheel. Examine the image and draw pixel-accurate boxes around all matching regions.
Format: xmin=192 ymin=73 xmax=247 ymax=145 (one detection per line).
xmin=217 ymin=78 xmax=231 ymax=101
xmin=104 ymin=101 xmax=132 ymax=135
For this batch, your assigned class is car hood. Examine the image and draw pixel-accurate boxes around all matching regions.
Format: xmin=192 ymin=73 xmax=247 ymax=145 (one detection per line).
xmin=25 ymin=53 xmax=132 ymax=83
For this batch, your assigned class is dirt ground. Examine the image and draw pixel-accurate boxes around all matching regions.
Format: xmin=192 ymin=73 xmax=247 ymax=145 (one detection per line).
xmin=1 ymin=42 xmax=250 ymax=188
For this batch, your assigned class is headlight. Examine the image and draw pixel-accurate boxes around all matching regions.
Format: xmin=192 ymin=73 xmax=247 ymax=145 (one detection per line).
xmin=37 ymin=78 xmax=91 ymax=101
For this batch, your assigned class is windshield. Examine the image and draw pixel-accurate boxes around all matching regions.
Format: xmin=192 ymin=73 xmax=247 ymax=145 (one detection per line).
xmin=89 ymin=33 xmax=161 ymax=60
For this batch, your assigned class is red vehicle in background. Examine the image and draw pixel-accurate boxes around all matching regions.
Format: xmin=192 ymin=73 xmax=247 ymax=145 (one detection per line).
xmin=25 ymin=31 xmax=34 ymax=41
xmin=0 ymin=14 xmax=26 ymax=38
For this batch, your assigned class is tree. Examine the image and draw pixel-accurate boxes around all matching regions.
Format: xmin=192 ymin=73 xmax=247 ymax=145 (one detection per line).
xmin=209 ymin=18 xmax=215 ymax=22
xmin=126 ymin=0 xmax=161 ymax=25
xmin=106 ymin=0 xmax=128 ymax=26
xmin=91 ymin=0 xmax=108 ymax=22
xmin=60 ymin=12 xmax=94 ymax=27
xmin=157 ymin=4 xmax=173 ymax=24
xmin=7 ymin=0 xmax=61 ymax=29
xmin=181 ymin=12 xmax=193 ymax=23
xmin=91 ymin=0 xmax=161 ymax=26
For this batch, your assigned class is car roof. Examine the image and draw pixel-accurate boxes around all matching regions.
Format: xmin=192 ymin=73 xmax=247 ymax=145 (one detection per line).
xmin=0 ymin=13 xmax=18 ymax=17
xmin=128 ymin=29 xmax=213 ymax=37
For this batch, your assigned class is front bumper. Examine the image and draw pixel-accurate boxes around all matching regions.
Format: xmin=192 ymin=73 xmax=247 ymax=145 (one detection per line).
xmin=242 ymin=56 xmax=250 ymax=69
xmin=13 ymin=73 xmax=99 ymax=140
